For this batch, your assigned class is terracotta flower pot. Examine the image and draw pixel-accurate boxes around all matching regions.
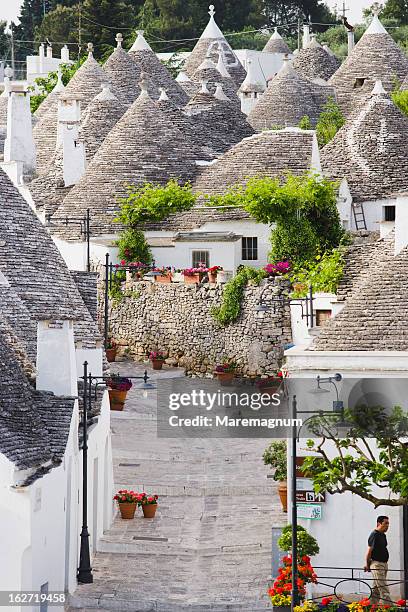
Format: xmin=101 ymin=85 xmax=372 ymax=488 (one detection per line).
xmin=184 ymin=273 xmax=204 ymax=284
xmin=208 ymin=272 xmax=217 ymax=283
xmin=257 ymin=379 xmax=282 ymax=396
xmin=215 ymin=371 xmax=235 ymax=386
xmin=118 ymin=502 xmax=137 ymax=519
xmin=278 ymin=481 xmax=288 ymax=513
xmin=142 ymin=503 xmax=158 ymax=518
xmin=105 ymin=348 xmax=117 ymax=363
xmin=293 ymin=282 xmax=307 ymax=294
xmin=108 ymin=389 xmax=128 ymax=411
xmin=151 ymin=359 xmax=164 ymax=370
xmin=156 ymin=274 xmax=172 ymax=283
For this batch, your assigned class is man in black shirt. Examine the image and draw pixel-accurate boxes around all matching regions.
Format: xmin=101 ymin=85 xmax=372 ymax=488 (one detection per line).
xmin=364 ymin=516 xmax=391 ymax=604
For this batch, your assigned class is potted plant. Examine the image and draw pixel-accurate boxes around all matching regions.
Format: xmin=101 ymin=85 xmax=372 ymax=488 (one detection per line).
xmin=139 ymin=492 xmax=159 ymax=518
xmin=105 ymin=339 xmax=117 ymax=363
xmin=183 ymin=263 xmax=208 ymax=284
xmin=264 ymin=261 xmax=291 ymax=277
xmin=172 ymin=269 xmax=184 ymax=283
xmin=106 ymin=375 xmax=133 ymax=411
xmin=214 ymin=359 xmax=237 ymax=385
xmin=113 ymin=489 xmax=140 ymax=519
xmin=149 ymin=351 xmax=166 ymax=370
xmin=153 ymin=266 xmax=172 ymax=283
xmin=256 ymin=370 xmax=284 ymax=395
xmin=263 ymin=440 xmax=287 ymax=512
xmin=267 ymin=553 xmax=317 ymax=611
xmin=278 ymin=525 xmax=320 ymax=559
xmin=208 ymin=265 xmax=223 ymax=283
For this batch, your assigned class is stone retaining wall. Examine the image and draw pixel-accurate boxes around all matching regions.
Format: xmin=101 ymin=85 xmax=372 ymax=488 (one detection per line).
xmin=107 ymin=277 xmax=292 ymax=376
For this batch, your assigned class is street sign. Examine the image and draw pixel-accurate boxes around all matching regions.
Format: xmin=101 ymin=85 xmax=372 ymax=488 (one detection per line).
xmin=297 ymin=504 xmax=323 ymax=520
xmin=296 ymin=491 xmax=326 ymax=503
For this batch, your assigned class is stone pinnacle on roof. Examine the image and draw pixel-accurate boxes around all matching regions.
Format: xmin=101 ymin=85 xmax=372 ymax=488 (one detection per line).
xmin=292 ymin=34 xmax=340 ymax=82
xmin=175 ymin=70 xmax=198 ymax=97
xmin=216 ymin=49 xmax=231 ymax=78
xmin=329 ymin=14 xmax=408 ymax=115
xmin=183 ymin=4 xmax=246 ymax=88
xmin=159 ymin=87 xmax=169 ymax=101
xmin=103 ymin=33 xmax=142 ymax=106
xmin=191 ymin=54 xmax=240 ymax=107
xmin=214 ymin=83 xmax=230 ymax=101
xmin=128 ymin=30 xmax=188 ymax=106
xmin=247 ymin=57 xmax=336 ymax=130
xmin=239 ymin=59 xmax=266 ymax=94
xmin=263 ymin=26 xmax=292 ymax=55
xmin=51 ymin=88 xmax=200 ymax=236
xmin=320 ymin=83 xmax=408 ymax=203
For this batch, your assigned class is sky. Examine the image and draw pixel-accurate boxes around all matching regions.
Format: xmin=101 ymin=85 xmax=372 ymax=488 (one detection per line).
xmin=1 ymin=0 xmax=375 ymax=26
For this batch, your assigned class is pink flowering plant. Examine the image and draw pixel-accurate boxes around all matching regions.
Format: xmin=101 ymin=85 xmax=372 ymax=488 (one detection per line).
xmin=264 ymin=261 xmax=291 ymax=276
xmin=113 ymin=489 xmax=140 ymax=504
xmin=183 ymin=262 xmax=209 ymax=276
xmin=149 ymin=351 xmax=165 ymax=361
xmin=215 ymin=359 xmax=237 ymax=373
xmin=152 ymin=266 xmax=172 ymax=275
xmin=139 ymin=493 xmax=159 ymax=506
xmin=106 ymin=375 xmax=133 ymax=391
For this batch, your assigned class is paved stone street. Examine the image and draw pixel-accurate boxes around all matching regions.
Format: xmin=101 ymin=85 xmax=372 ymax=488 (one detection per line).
xmin=68 ymin=362 xmax=286 ymax=611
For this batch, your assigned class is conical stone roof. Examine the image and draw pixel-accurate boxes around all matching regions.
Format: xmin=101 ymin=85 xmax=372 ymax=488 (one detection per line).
xmin=191 ymin=57 xmax=240 ymax=108
xmin=292 ymin=36 xmax=340 ymax=81
xmin=52 ymin=83 xmax=200 ymax=237
xmin=320 ymin=81 xmax=408 ymax=202
xmin=247 ymin=58 xmax=336 ymax=130
xmin=128 ymin=31 xmax=188 ymax=107
xmin=329 ymin=15 xmax=408 ymax=114
xmin=401 ymin=74 xmax=408 ymax=91
xmin=263 ymin=28 xmax=291 ymax=54
xmin=183 ymin=5 xmax=246 ymax=87
xmin=176 ymin=70 xmax=198 ymax=98
xmin=192 ymin=128 xmax=320 ymax=196
xmin=103 ymin=33 xmax=142 ymax=106
xmin=34 ymin=67 xmax=65 ymax=121
xmin=33 ymin=44 xmax=112 ymax=175
xmin=185 ymin=82 xmax=254 ymax=155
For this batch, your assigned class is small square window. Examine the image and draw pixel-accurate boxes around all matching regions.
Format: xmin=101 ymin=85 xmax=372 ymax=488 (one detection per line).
xmin=316 ymin=310 xmax=331 ymax=327
xmin=384 ymin=206 xmax=395 ymax=222
xmin=354 ymin=77 xmax=366 ymax=89
xmin=242 ymin=237 xmax=258 ymax=261
xmin=192 ymin=251 xmax=209 ymax=268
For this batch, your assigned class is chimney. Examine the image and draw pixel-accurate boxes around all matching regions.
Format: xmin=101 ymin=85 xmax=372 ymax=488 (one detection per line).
xmin=36 ymin=320 xmax=78 ymax=396
xmin=302 ymin=24 xmax=311 ymax=48
xmin=57 ymin=94 xmax=85 ymax=187
xmin=4 ymin=92 xmax=36 ymax=174
xmin=347 ymin=30 xmax=355 ymax=54
xmin=46 ymin=44 xmax=53 ymax=59
xmin=61 ymin=45 xmax=70 ymax=62
xmin=394 ymin=194 xmax=408 ymax=256
xmin=39 ymin=43 xmax=45 ymax=72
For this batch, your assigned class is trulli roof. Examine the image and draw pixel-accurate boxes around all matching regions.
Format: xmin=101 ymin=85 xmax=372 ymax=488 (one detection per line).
xmin=183 ymin=5 xmax=246 ymax=87
xmin=247 ymin=59 xmax=336 ymax=130
xmin=292 ymin=36 xmax=340 ymax=81
xmin=329 ymin=15 xmax=408 ymax=114
xmin=401 ymin=74 xmax=408 ymax=91
xmin=103 ymin=34 xmax=142 ymax=105
xmin=33 ymin=46 xmax=112 ymax=175
xmin=191 ymin=57 xmax=240 ymax=108
xmin=51 ymin=86 xmax=200 ymax=237
xmin=263 ymin=28 xmax=291 ymax=55
xmin=34 ymin=68 xmax=65 ymax=121
xmin=320 ymin=82 xmax=408 ymax=202
xmin=192 ymin=128 xmax=320 ymax=196
xmin=184 ymin=82 xmax=254 ymax=155
xmin=129 ymin=31 xmax=188 ymax=106
xmin=176 ymin=70 xmax=198 ymax=98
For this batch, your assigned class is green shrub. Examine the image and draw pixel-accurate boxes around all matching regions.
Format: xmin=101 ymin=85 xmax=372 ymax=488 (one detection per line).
xmin=278 ymin=525 xmax=320 ymax=558
xmin=211 ymin=266 xmax=267 ymax=325
xmin=290 ymin=248 xmax=345 ymax=297
xmin=116 ymin=229 xmax=152 ymax=264
xmin=263 ymin=441 xmax=287 ymax=481
xmin=316 ymin=98 xmax=345 ymax=148
xmin=392 ymin=89 xmax=408 ymax=118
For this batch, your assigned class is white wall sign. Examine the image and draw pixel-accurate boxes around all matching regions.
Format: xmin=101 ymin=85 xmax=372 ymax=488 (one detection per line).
xmin=297 ymin=504 xmax=322 ymax=520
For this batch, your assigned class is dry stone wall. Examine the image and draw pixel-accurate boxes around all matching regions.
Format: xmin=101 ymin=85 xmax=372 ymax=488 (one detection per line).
xmin=107 ymin=277 xmax=292 ymax=376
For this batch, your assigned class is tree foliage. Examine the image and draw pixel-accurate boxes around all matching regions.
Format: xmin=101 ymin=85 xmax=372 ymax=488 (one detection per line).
xmin=34 ymin=5 xmax=80 ymax=54
xmin=392 ymin=88 xmax=408 ymax=117
xmin=303 ymin=405 xmax=408 ymax=507
xmin=278 ymin=525 xmax=320 ymax=557
xmin=290 ymin=247 xmax=346 ymax=296
xmin=0 ymin=21 xmax=11 ymax=60
xmin=383 ymin=0 xmax=408 ymax=24
xmin=28 ymin=57 xmax=84 ymax=112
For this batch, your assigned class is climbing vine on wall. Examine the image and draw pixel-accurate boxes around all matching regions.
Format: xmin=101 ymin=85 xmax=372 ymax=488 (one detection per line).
xmin=211 ymin=266 xmax=267 ymax=325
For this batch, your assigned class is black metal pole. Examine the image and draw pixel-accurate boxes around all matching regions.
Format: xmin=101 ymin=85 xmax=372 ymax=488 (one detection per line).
xmin=291 ymin=395 xmax=299 ymax=611
xmin=104 ymin=252 xmax=109 ymax=349
xmin=309 ymin=285 xmax=314 ymax=328
xmin=77 ymin=361 xmax=93 ymax=584
xmin=403 ymin=504 xmax=408 ymax=599
xmin=86 ymin=209 xmax=90 ymax=272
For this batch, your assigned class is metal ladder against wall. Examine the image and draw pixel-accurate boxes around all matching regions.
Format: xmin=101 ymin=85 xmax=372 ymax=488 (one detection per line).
xmin=352 ymin=201 xmax=367 ymax=231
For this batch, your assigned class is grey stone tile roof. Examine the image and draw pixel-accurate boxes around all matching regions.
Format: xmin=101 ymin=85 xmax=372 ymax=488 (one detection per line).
xmin=51 ymin=88 xmax=200 ymax=237
xmin=247 ymin=59 xmax=336 ymax=130
xmin=176 ymin=71 xmax=198 ymax=98
xmin=128 ymin=35 xmax=188 ymax=107
xmin=191 ymin=58 xmax=240 ymax=108
xmin=0 ymin=286 xmax=37 ymax=368
xmin=0 ymin=167 xmax=102 ymax=350
xmin=0 ymin=95 xmax=7 ymax=127
xmin=320 ymin=84 xmax=408 ymax=202
xmin=103 ymin=41 xmax=142 ymax=106
xmin=184 ymin=38 xmax=246 ymax=88
xmin=401 ymin=74 xmax=408 ymax=91
xmin=192 ymin=128 xmax=318 ymax=196
xmin=313 ymin=233 xmax=408 ymax=351
xmin=329 ymin=16 xmax=408 ymax=115
xmin=184 ymin=84 xmax=254 ymax=155
xmin=292 ymin=37 xmax=340 ymax=81
xmin=263 ymin=28 xmax=291 ymax=54
xmin=71 ymin=271 xmax=99 ymax=322
xmin=0 ymin=323 xmax=74 ymax=481
xmin=33 ymin=50 xmax=112 ymax=175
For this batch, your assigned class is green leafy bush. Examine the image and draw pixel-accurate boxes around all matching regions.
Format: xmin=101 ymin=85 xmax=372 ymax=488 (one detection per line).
xmin=29 ymin=58 xmax=85 ymax=113
xmin=116 ymin=229 xmax=152 ymax=264
xmin=211 ymin=266 xmax=266 ymax=325
xmin=116 ymin=180 xmax=197 ymax=228
xmin=278 ymin=525 xmax=320 ymax=558
xmin=263 ymin=441 xmax=287 ymax=481
xmin=316 ymin=98 xmax=345 ymax=148
xmin=299 ymin=116 xmax=312 ymax=130
xmin=290 ymin=248 xmax=346 ymax=297
xmin=392 ymin=89 xmax=408 ymax=118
